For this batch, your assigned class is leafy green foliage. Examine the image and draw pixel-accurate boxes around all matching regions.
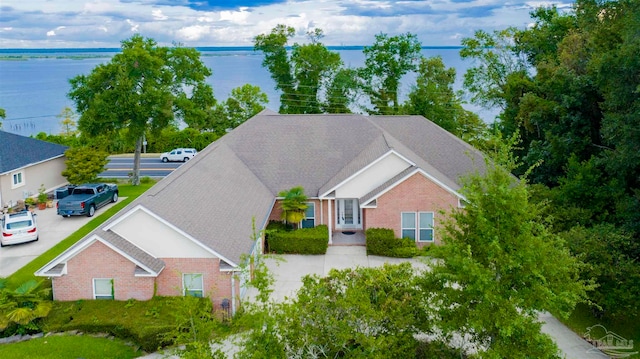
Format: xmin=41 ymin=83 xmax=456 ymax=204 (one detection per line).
xmin=277 ymin=186 xmax=308 ymax=227
xmin=365 ymin=227 xmax=419 ymax=258
xmin=236 ymin=263 xmax=448 ymax=358
xmin=61 ymin=146 xmax=109 ymax=185
xmin=68 ymin=34 xmax=215 ymax=185
xmin=40 ymin=297 xmax=194 ymax=352
xmin=0 ymin=279 xmax=52 ymax=335
xmin=423 ymin=159 xmax=590 ymax=358
xmin=208 ymin=84 xmax=268 ymax=134
xmin=561 ymin=225 xmax=640 ymax=320
xmin=404 ymin=56 xmax=488 ymax=148
xmin=267 ymin=225 xmax=328 ymax=254
xmin=359 ymin=32 xmax=422 ymax=114
xmin=254 ymin=25 xmax=354 ymax=114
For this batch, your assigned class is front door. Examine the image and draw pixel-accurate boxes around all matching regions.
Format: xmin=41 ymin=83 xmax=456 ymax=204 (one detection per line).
xmin=336 ymin=199 xmax=361 ymax=229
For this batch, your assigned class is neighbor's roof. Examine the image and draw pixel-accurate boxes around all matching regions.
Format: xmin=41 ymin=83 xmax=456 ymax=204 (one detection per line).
xmin=39 ymin=110 xmax=486 ymax=271
xmin=0 ymin=131 xmax=68 ymax=174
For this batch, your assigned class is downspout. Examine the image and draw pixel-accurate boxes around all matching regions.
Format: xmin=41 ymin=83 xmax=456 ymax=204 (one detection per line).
xmin=328 ymin=198 xmax=333 ymax=245
xmin=231 ymin=273 xmax=236 ymax=315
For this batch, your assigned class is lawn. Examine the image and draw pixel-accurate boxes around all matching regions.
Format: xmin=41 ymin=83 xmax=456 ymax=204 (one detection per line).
xmin=5 ymin=181 xmax=155 ymax=288
xmin=557 ymin=304 xmax=640 ymax=359
xmin=0 ymin=335 xmax=142 ymax=359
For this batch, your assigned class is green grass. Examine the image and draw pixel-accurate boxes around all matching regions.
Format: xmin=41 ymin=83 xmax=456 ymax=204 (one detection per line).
xmin=0 ymin=334 xmax=142 ymax=358
xmin=5 ymin=182 xmax=155 ymax=288
xmin=556 ymin=304 xmax=640 ymax=358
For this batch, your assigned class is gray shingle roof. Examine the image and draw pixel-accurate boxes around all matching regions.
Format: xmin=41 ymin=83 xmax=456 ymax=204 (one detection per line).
xmin=99 ymin=230 xmax=166 ymax=274
xmin=0 ymin=131 xmax=68 ymax=174
xmin=44 ymin=110 xmax=486 ymax=272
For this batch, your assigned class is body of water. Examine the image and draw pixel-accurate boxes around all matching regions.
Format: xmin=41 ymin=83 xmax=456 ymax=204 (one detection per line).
xmin=0 ymin=47 xmax=494 ymax=137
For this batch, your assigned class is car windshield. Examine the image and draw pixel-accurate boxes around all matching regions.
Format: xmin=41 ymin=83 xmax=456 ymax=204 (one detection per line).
xmin=7 ymin=220 xmax=32 ymax=230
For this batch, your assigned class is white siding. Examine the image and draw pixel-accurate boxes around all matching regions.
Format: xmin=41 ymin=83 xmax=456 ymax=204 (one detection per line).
xmin=0 ymin=157 xmax=68 ymax=208
xmin=109 ymin=210 xmax=215 ymax=258
xmin=335 ymin=153 xmax=410 ymax=198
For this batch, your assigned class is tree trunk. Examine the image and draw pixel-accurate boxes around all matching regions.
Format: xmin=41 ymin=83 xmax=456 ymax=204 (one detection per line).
xmin=132 ymin=136 xmax=142 ymax=186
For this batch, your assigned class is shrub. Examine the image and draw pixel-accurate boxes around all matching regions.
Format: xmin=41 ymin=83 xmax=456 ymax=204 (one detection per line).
xmin=40 ymin=297 xmax=203 ymax=352
xmin=268 ymin=225 xmax=329 ymax=254
xmin=366 ymin=228 xmax=419 ymax=257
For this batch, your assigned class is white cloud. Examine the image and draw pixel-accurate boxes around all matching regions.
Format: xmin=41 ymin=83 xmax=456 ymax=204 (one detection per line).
xmin=152 ymin=9 xmax=168 ymax=21
xmin=0 ymin=0 xmax=562 ymax=48
xmin=126 ymin=19 xmax=139 ymax=32
xmin=176 ymin=25 xmax=211 ymax=41
xmin=219 ymin=9 xmax=250 ymax=24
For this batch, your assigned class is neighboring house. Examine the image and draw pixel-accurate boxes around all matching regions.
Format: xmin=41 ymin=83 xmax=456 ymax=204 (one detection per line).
xmin=0 ymin=131 xmax=68 ymax=209
xmin=36 ymin=110 xmax=486 ymax=313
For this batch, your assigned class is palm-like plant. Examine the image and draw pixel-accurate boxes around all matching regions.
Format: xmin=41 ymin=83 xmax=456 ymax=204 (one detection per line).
xmin=0 ymin=279 xmax=52 ymax=332
xmin=278 ymin=186 xmax=308 ymax=229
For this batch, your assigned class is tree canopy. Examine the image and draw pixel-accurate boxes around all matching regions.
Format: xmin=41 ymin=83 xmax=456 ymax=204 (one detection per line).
xmin=68 ymin=34 xmax=216 ymax=185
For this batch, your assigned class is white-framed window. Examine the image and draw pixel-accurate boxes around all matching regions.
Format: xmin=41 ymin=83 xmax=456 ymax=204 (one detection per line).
xmin=301 ymin=202 xmax=315 ymax=228
xmin=93 ymin=278 xmax=114 ymax=300
xmin=401 ymin=212 xmax=434 ymax=242
xmin=11 ymin=171 xmax=24 ymax=189
xmin=183 ymin=273 xmax=204 ymax=297
xmin=418 ymin=212 xmax=434 ymax=242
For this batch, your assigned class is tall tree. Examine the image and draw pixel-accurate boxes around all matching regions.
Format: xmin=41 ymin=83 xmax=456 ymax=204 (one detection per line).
xmin=254 ymin=25 xmax=352 ymax=114
xmin=403 ymin=56 xmax=488 ymax=148
xmin=359 ymin=33 xmax=422 ymax=114
xmin=68 ymin=35 xmax=215 ymax=185
xmin=208 ymin=84 xmax=268 ymax=133
xmin=423 ymin=153 xmax=590 ymax=358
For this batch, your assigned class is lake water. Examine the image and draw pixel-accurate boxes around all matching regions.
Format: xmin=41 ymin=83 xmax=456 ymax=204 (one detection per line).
xmin=0 ymin=47 xmax=495 ymax=137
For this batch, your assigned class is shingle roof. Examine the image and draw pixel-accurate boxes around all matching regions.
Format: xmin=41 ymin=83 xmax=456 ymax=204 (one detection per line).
xmin=41 ymin=110 xmax=486 ymax=272
xmin=0 ymin=131 xmax=68 ymax=174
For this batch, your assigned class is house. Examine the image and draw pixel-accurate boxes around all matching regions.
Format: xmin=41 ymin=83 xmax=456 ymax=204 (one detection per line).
xmin=0 ymin=131 xmax=68 ymax=209
xmin=36 ymin=110 xmax=486 ymax=313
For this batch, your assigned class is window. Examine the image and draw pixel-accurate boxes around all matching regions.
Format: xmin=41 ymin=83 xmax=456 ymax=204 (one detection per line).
xmin=93 ymin=278 xmax=114 ymax=300
xmin=11 ymin=172 xmax=24 ymax=188
xmin=401 ymin=212 xmax=434 ymax=242
xmin=183 ymin=273 xmax=204 ymax=297
xmin=401 ymin=212 xmax=416 ymax=240
xmin=418 ymin=212 xmax=434 ymax=242
xmin=301 ymin=202 xmax=315 ymax=228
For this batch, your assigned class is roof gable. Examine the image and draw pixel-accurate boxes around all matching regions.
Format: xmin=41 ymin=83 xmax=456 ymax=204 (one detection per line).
xmin=0 ymin=131 xmax=68 ymax=174
xmin=35 ymin=233 xmax=165 ymax=277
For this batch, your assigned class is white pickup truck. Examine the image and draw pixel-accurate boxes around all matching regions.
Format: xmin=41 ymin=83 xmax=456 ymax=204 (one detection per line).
xmin=159 ymin=148 xmax=197 ymax=162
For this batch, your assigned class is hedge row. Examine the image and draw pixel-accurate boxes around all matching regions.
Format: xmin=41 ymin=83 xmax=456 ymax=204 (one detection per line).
xmin=365 ymin=227 xmax=420 ymax=258
xmin=267 ymin=223 xmax=329 ymax=255
xmin=41 ymin=297 xmax=205 ymax=352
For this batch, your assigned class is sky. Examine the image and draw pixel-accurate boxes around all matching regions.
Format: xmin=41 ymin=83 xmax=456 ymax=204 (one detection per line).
xmin=0 ymin=0 xmax=574 ymax=48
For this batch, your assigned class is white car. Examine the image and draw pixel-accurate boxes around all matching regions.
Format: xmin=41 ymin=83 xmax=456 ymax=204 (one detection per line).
xmin=160 ymin=148 xmax=197 ymax=162
xmin=1 ymin=211 xmax=39 ymax=247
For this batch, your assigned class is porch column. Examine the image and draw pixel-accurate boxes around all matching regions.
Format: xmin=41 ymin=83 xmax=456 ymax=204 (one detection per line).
xmin=328 ymin=198 xmax=333 ymax=245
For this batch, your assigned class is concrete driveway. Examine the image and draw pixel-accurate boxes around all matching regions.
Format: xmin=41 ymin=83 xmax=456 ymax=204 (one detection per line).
xmin=0 ymin=199 xmax=123 ymax=278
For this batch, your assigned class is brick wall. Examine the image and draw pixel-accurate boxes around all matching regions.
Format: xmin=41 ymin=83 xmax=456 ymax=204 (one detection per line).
xmin=156 ymin=257 xmax=234 ymax=310
xmin=52 ymin=240 xmax=154 ymax=301
xmin=364 ymin=173 xmax=459 ymax=245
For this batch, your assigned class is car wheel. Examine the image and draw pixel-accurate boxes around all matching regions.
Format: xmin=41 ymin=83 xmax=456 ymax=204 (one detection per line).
xmin=183 ymin=157 xmax=189 ymax=162
xmin=87 ymin=205 xmax=96 ymax=217
xmin=62 ymin=215 xmax=70 ymax=218
xmin=112 ymin=192 xmax=118 ymax=203
xmin=162 ymin=157 xmax=168 ymax=163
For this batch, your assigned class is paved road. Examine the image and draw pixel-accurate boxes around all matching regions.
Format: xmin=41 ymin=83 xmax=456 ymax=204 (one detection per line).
xmin=100 ymin=156 xmax=183 ymax=178
xmin=0 ymin=199 xmax=123 ymax=278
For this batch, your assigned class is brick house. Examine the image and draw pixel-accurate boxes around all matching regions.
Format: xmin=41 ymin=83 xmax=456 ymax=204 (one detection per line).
xmin=36 ymin=110 xmax=485 ymax=313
